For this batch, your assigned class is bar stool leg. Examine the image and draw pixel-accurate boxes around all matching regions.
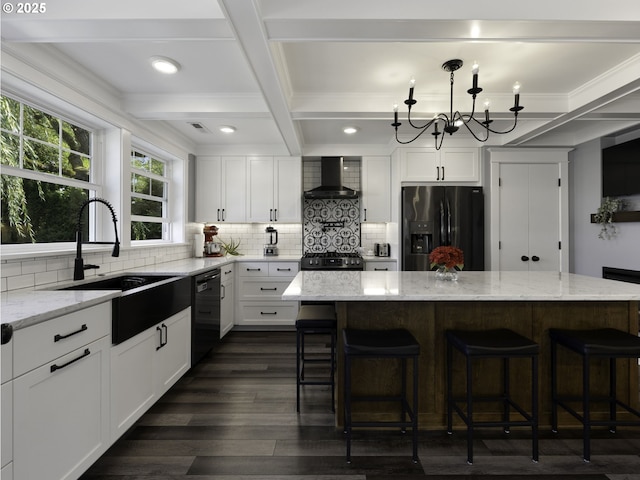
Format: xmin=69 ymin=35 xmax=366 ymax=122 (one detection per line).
xmin=412 ymin=355 xmax=419 ymax=463
xmin=296 ymin=329 xmax=302 ymax=413
xmin=344 ymin=353 xmax=352 ymax=464
xmin=532 ymin=354 xmax=539 ymax=462
xmin=330 ymin=329 xmax=336 ymax=413
xmin=503 ymin=357 xmax=511 ymax=434
xmin=551 ymin=338 xmax=559 ymax=433
xmin=583 ymin=354 xmax=591 ymax=463
xmin=401 ymin=358 xmax=408 ymax=433
xmin=609 ymin=357 xmax=617 ymax=433
xmin=447 ymin=341 xmax=454 ymax=434
xmin=466 ymin=354 xmax=474 ymax=465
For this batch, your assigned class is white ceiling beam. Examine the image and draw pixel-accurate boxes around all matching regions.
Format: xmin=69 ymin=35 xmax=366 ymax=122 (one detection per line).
xmin=218 ymin=0 xmax=302 ymax=156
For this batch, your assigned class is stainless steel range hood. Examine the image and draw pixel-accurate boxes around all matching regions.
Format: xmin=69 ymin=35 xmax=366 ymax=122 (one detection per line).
xmin=304 ymin=156 xmax=358 ymax=199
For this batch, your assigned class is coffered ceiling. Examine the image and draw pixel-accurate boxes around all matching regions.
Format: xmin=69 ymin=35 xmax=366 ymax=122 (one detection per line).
xmin=2 ymin=0 xmax=640 ymax=156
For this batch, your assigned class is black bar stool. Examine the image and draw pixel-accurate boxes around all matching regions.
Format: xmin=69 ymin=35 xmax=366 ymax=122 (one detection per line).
xmin=342 ymin=328 xmax=420 ymax=463
xmin=446 ymin=328 xmax=539 ymax=464
xmin=296 ymin=305 xmax=337 ymax=412
xmin=549 ymin=328 xmax=640 ymax=462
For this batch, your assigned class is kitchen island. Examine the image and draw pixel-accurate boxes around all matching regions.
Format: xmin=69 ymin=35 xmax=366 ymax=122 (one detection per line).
xmin=282 ymin=271 xmax=640 ymax=428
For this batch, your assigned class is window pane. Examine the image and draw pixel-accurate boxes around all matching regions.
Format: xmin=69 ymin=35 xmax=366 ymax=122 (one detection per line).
xmin=23 ymin=139 xmax=59 ymax=175
xmin=131 ymin=197 xmax=162 ymax=217
xmin=131 ymin=221 xmax=162 ymax=240
xmin=1 ymin=96 xmax=21 ymax=133
xmin=151 ymin=158 xmax=164 ymax=176
xmin=131 ymin=173 xmax=149 ymax=195
xmin=131 ymin=151 xmax=149 ymax=170
xmin=1 ymin=131 xmax=20 ymax=166
xmin=62 ymin=120 xmax=91 ymax=156
xmin=23 ymin=104 xmax=59 ymax=145
xmin=1 ymin=175 xmax=89 ymax=244
xmin=62 ymin=152 xmax=90 ymax=181
xmin=150 ymin=178 xmax=165 ymax=198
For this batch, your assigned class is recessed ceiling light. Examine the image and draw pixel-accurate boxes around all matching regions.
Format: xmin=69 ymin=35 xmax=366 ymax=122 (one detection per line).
xmin=343 ymin=126 xmax=359 ymax=135
xmin=219 ymin=125 xmax=236 ymax=134
xmin=150 ymin=56 xmax=181 ymax=74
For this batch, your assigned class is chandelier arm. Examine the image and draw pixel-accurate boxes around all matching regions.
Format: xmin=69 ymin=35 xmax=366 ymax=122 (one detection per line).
xmin=459 ymin=119 xmax=490 ymax=142
xmin=466 ymin=115 xmax=520 ymax=135
xmin=394 ymin=123 xmax=436 ymax=144
xmin=406 ymin=109 xmax=436 ymax=130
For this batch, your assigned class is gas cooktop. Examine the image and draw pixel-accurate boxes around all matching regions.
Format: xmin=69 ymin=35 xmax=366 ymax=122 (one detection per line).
xmin=301 ymin=252 xmax=363 ymax=270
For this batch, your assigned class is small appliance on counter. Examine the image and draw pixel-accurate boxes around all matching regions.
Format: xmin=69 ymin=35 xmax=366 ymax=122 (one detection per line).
xmin=264 ymin=226 xmax=278 ymax=256
xmin=203 ymin=224 xmax=223 ymax=257
xmin=375 ymin=243 xmax=390 ymax=257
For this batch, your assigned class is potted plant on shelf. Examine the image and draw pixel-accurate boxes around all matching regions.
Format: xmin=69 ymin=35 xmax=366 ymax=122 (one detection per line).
xmin=429 ymin=246 xmax=464 ymax=281
xmin=594 ymin=197 xmax=624 ymax=240
xmin=219 ymin=237 xmax=242 ymax=256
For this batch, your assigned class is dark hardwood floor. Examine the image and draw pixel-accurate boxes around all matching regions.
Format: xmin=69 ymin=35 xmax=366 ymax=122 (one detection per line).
xmin=81 ymin=331 xmax=640 ymax=479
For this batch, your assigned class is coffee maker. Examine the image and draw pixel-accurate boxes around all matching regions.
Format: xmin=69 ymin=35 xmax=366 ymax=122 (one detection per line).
xmin=263 ymin=226 xmax=278 ymax=256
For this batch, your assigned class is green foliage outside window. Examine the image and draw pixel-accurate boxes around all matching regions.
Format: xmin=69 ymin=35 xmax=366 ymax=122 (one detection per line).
xmin=130 ymin=149 xmax=167 ymax=240
xmin=1 ymin=95 xmax=92 ymax=244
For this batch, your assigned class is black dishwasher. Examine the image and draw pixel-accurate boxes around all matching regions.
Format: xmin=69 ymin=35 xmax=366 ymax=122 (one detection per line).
xmin=192 ymin=269 xmax=221 ymax=365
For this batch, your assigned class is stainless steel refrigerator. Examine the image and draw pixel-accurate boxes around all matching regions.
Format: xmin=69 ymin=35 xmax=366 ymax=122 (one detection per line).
xmin=402 ymin=186 xmax=484 ymax=271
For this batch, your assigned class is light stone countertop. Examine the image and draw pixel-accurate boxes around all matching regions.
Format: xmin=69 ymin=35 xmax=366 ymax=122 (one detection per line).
xmin=282 ymin=270 xmax=640 ymax=302
xmin=1 ymin=255 xmax=302 ymax=330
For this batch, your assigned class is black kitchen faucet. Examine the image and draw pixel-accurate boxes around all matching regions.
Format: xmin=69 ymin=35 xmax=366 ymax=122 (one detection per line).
xmin=73 ymin=198 xmax=120 ymax=281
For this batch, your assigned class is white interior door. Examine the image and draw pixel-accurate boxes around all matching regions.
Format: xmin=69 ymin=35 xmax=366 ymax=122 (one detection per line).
xmin=498 ymin=163 xmax=530 ymax=270
xmin=527 ymin=164 xmax=561 ymax=271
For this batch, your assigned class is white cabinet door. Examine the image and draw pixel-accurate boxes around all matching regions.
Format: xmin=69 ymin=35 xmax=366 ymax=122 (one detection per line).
xmin=497 ymin=163 xmax=561 ymax=271
xmin=110 ymin=327 xmax=157 ymax=440
xmin=400 ymin=148 xmax=439 ymax=181
xmin=13 ymin=336 xmax=110 ymax=480
xmin=220 ymin=157 xmax=247 ymax=222
xmin=399 ymin=148 xmax=479 ymax=182
xmin=221 ymin=265 xmax=235 ymax=338
xmin=274 ymin=156 xmax=302 ymax=222
xmin=439 ymin=148 xmax=479 ymax=182
xmin=1 ymin=381 xmax=12 ymax=472
xmin=361 ymin=156 xmax=391 ymax=222
xmin=247 ymin=157 xmax=275 ymax=222
xmin=155 ymin=309 xmax=191 ymax=396
xmin=195 ymin=156 xmax=222 ymax=222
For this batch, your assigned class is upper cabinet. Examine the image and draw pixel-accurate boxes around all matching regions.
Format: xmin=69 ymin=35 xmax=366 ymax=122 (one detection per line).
xmin=196 ymin=156 xmax=301 ymax=224
xmin=247 ymin=156 xmax=302 ymax=223
xmin=195 ymin=156 xmax=247 ymax=222
xmin=399 ymin=147 xmax=479 ymax=182
xmin=361 ymin=156 xmax=391 ymax=222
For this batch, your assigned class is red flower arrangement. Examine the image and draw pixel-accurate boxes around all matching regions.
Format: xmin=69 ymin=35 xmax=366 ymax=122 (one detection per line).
xmin=429 ymin=246 xmax=464 ymax=270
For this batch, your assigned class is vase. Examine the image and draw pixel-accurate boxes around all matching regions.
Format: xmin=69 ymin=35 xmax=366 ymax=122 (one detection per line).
xmin=435 ymin=266 xmax=458 ymax=281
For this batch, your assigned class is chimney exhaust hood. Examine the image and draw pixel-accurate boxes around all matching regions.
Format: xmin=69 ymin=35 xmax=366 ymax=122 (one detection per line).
xmin=304 ymin=156 xmax=358 ymax=199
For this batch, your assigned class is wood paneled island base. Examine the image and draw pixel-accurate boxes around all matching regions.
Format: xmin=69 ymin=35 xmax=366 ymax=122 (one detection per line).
xmin=334 ymin=299 xmax=639 ymax=429
xmin=282 ymin=271 xmax=640 ymax=430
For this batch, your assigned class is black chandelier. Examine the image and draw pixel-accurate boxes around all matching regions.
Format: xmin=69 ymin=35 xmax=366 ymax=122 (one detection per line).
xmin=391 ymin=59 xmax=523 ymax=149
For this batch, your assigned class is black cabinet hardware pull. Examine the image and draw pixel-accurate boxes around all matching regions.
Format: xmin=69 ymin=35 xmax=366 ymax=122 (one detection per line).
xmin=221 ymin=284 xmax=226 ymax=300
xmin=270 ymin=208 xmax=273 ymax=221
xmin=54 ymin=324 xmax=88 ymax=342
xmin=162 ymin=323 xmax=168 ymax=346
xmin=50 ymin=348 xmax=90 ymax=372
xmin=260 ymin=311 xmax=277 ymax=315
xmin=260 ymin=287 xmax=277 ymax=291
xmin=532 ymin=255 xmax=540 ymax=262
xmin=274 ymin=208 xmax=278 ymax=221
xmin=374 ymin=268 xmax=389 ymax=271
xmin=247 ymin=268 xmax=261 ymax=271
xmin=224 ymin=270 xmax=232 ymax=275
xmin=217 ymin=209 xmax=221 ymax=221
xmin=277 ymin=268 xmax=291 ymax=271
xmin=437 ymin=166 xmax=440 ymax=181
xmin=442 ymin=166 xmax=445 ymax=181
xmin=156 ymin=326 xmax=163 ymax=350
xmin=521 ymin=255 xmax=530 ymax=261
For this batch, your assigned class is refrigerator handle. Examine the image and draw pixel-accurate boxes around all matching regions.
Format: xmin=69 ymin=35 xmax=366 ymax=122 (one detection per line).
xmin=439 ymin=200 xmax=446 ymax=245
xmin=446 ymin=198 xmax=452 ymax=245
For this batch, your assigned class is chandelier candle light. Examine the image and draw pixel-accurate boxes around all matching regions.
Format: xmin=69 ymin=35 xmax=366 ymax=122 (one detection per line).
xmin=392 ymin=59 xmax=523 ymax=149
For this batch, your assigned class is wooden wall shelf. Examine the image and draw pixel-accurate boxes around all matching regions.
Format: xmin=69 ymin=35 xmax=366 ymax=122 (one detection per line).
xmin=590 ymin=211 xmax=640 ymax=223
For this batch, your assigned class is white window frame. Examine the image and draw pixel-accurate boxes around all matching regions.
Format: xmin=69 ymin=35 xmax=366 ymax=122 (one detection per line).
xmin=129 ymin=145 xmax=172 ymax=244
xmin=0 ymin=93 xmax=105 ymax=255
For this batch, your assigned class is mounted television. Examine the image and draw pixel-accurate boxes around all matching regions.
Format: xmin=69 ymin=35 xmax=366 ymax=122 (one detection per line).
xmin=602 ymin=137 xmax=640 ymax=197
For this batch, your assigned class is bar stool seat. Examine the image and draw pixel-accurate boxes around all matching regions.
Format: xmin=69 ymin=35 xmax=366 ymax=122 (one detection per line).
xmin=296 ymin=305 xmax=337 ymax=413
xmin=446 ymin=328 xmax=539 ymax=465
xmin=549 ymin=328 xmax=640 ymax=462
xmin=343 ymin=328 xmax=420 ymax=463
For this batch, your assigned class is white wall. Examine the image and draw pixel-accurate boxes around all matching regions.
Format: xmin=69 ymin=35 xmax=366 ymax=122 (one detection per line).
xmin=570 ymin=138 xmax=640 ymax=277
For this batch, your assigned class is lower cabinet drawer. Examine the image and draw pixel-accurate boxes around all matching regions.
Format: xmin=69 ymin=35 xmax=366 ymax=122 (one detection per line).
xmin=236 ymin=302 xmax=298 ymax=325
xmin=238 ymin=279 xmax=293 ymax=300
